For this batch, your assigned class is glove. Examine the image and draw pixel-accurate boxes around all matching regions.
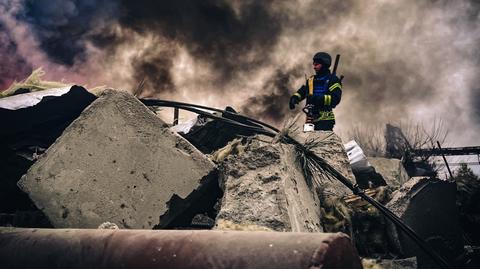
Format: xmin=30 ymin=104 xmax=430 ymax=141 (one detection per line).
xmin=289 ymin=95 xmax=299 ymax=110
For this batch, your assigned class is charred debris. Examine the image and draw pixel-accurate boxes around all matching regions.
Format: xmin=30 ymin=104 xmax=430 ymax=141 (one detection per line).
xmin=0 ymin=86 xmax=479 ymax=269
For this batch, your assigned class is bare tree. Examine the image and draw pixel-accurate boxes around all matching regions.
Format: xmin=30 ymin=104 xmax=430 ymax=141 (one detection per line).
xmin=345 ymin=118 xmax=449 ymax=160
xmin=399 ymin=118 xmax=449 ymax=154
xmin=346 ymin=124 xmax=385 ymax=157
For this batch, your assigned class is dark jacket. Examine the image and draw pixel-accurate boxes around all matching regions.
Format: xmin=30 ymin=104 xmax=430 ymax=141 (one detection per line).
xmin=292 ymin=69 xmax=342 ymax=124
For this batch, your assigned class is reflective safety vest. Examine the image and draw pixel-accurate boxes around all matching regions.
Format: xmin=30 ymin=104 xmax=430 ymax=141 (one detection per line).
xmin=306 ymin=75 xmax=340 ymax=121
xmin=307 ymin=75 xmax=329 ymax=96
xmin=306 ymin=75 xmax=342 ymax=98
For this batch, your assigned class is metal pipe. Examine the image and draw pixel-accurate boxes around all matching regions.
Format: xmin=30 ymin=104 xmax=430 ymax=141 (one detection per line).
xmin=173 ymin=107 xmax=179 ymax=126
xmin=0 ymin=228 xmax=362 ymax=269
xmin=140 ymin=99 xmax=280 ymax=133
xmin=412 ymin=145 xmax=480 ymax=157
xmin=332 ymin=54 xmax=341 ymax=75
xmin=437 ymin=141 xmax=454 ymax=179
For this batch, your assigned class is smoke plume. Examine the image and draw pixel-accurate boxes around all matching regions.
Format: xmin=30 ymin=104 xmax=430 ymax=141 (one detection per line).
xmin=1 ymin=0 xmax=479 ymax=146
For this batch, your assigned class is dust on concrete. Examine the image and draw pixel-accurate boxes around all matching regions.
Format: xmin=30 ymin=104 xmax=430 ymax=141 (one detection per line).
xmin=214 ymin=135 xmax=323 ymax=232
xmin=18 ymin=89 xmax=217 ymax=229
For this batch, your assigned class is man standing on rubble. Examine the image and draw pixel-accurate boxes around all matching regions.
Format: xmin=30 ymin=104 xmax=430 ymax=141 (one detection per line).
xmin=289 ymin=52 xmax=342 ymax=131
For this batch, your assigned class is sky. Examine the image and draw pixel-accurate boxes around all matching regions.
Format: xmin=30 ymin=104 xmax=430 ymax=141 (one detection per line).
xmin=1 ymin=0 xmax=479 ymax=163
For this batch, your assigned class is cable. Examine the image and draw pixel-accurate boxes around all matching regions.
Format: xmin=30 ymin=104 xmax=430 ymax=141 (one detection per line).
xmin=140 ymin=99 xmax=280 ymax=133
xmin=150 ymin=102 xmax=276 ymax=137
xmin=139 ymin=98 xmax=454 ymax=269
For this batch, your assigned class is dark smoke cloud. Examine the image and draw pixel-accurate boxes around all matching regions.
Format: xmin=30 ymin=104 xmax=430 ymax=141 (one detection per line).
xmin=0 ymin=21 xmax=31 ymax=90
xmin=338 ymin=49 xmax=438 ymax=123
xmin=1 ymin=0 xmax=479 ymax=146
xmin=468 ymin=42 xmax=480 ymax=129
xmin=132 ymin=48 xmax=176 ymax=94
xmin=15 ymin=0 xmax=284 ymax=94
xmin=112 ymin=0 xmax=282 ymax=85
xmin=241 ymin=67 xmax=303 ymax=123
xmin=471 ymin=89 xmax=480 ymax=125
xmin=18 ymin=0 xmax=118 ymax=65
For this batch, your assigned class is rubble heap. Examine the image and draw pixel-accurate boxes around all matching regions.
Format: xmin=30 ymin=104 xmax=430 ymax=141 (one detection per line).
xmin=1 ymin=85 xmax=476 ymax=268
xmin=387 ymin=177 xmax=463 ymax=268
xmin=0 ymin=85 xmax=96 ymax=227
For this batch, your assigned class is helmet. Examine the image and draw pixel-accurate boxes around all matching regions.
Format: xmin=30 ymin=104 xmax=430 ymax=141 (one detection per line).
xmin=312 ymin=52 xmax=331 ymax=67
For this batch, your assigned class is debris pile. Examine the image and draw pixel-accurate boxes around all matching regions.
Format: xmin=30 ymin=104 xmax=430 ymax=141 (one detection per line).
xmin=1 ymin=85 xmax=477 ymax=268
xmin=455 ymin=163 xmax=480 ymax=247
xmin=0 ymin=85 xmax=96 ymax=227
xmin=386 ymin=177 xmax=463 ymax=268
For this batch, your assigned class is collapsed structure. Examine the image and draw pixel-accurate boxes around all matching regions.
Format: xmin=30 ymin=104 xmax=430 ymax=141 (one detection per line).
xmin=1 ymin=86 xmax=478 ymax=269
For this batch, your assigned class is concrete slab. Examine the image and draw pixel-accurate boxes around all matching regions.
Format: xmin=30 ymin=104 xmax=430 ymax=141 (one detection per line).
xmin=18 ymin=90 xmax=216 ymax=229
xmin=293 ymin=131 xmax=355 ymax=198
xmin=214 ymin=135 xmax=323 ymax=232
xmin=285 ymin=131 xmax=356 ymax=236
xmin=368 ymin=157 xmax=410 ymax=188
xmin=386 ymin=177 xmax=463 ymax=268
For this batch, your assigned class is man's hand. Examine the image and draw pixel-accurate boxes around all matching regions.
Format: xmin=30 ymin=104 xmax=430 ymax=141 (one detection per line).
xmin=289 ymin=95 xmax=299 ymax=110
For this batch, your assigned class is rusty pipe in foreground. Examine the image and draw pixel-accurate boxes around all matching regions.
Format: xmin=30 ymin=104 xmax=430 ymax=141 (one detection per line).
xmin=0 ymin=228 xmax=362 ymax=269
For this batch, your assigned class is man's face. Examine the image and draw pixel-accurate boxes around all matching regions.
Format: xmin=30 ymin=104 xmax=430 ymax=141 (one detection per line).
xmin=313 ymin=62 xmax=322 ymax=73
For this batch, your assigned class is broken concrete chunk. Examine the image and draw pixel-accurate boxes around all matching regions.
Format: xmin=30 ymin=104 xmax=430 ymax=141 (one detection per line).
xmin=215 ymin=135 xmax=323 ymax=232
xmin=386 ymin=177 xmax=463 ymax=268
xmin=362 ymin=257 xmax=417 ymax=269
xmin=368 ymin=157 xmax=410 ymax=188
xmin=278 ymin=130 xmax=357 ymax=236
xmin=179 ymin=107 xmax=260 ymax=154
xmin=294 ymin=131 xmax=355 ymax=198
xmin=18 ymin=89 xmax=217 ymax=229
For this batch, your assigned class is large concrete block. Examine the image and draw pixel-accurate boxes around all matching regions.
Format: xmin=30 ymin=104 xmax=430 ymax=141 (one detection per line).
xmin=284 ymin=131 xmax=356 ymax=236
xmin=294 ymin=131 xmax=355 ymax=198
xmin=368 ymin=157 xmax=410 ymax=188
xmin=386 ymin=177 xmax=463 ymax=268
xmin=18 ymin=90 xmax=216 ymax=229
xmin=215 ymin=136 xmax=323 ymax=232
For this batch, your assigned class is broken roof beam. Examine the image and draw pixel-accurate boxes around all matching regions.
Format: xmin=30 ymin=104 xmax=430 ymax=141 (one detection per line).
xmin=411 ymin=146 xmax=480 ymax=157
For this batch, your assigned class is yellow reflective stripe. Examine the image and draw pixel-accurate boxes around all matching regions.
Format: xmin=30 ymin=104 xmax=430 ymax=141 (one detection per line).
xmin=324 ymin=95 xmax=332 ymax=106
xmin=293 ymin=92 xmax=302 ymax=99
xmin=308 ymin=78 xmax=314 ymax=95
xmin=329 ymin=83 xmax=341 ymax=92
xmin=313 ymin=111 xmax=335 ymax=121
